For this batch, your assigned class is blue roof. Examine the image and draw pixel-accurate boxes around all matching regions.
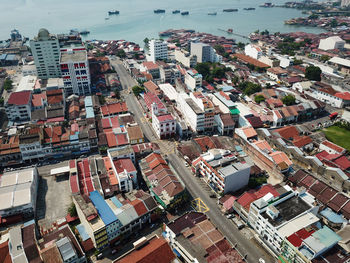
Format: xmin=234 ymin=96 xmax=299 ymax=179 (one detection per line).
xmin=320 ymin=208 xmax=345 ymax=224
xmin=69 ymin=133 xmax=79 ymax=141
xmin=86 ymin=107 xmax=94 ymax=119
xmin=76 ymin=224 xmax=90 ymax=241
xmin=111 ymin=196 xmax=123 ymax=208
xmin=84 ymin=96 xmax=93 ymax=107
xmin=23 ymin=219 xmax=35 ymax=227
xmin=0 ymin=54 xmax=7 ymax=60
xmin=222 ymin=86 xmax=235 ymax=92
xmin=90 ymin=191 xmax=117 ymax=225
xmin=5 ymin=54 xmax=16 ymax=61
xmin=312 ymin=226 xmax=341 ymax=247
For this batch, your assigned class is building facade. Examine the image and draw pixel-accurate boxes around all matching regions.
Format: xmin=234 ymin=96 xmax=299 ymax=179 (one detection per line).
xmin=148 ymin=39 xmax=168 ymax=62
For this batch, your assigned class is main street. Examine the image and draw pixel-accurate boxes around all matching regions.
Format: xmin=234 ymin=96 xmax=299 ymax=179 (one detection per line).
xmin=111 ymin=58 xmax=276 ymax=263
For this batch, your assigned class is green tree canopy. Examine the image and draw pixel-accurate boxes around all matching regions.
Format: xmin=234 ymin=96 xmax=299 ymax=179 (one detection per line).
xmin=305 ymin=65 xmax=322 ymax=81
xmin=254 ymin=94 xmax=266 ymax=103
xmin=3 ymin=79 xmax=12 ymax=91
xmin=214 ymin=45 xmax=225 ymax=55
xmin=238 ymin=81 xmax=262 ymax=96
xmin=282 ymin=94 xmax=296 ymax=106
xmin=132 ymin=85 xmax=145 ymax=96
xmin=116 ymin=49 xmax=126 ymax=58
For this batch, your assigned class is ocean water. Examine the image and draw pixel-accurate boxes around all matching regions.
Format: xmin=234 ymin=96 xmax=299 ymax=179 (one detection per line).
xmin=0 ymin=0 xmax=324 ymax=44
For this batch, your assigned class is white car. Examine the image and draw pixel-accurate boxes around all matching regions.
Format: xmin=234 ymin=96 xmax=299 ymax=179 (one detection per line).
xmin=259 ymin=258 xmax=265 ymax=263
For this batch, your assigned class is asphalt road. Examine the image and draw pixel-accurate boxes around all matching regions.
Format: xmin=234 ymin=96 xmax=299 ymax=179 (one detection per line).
xmin=112 ymin=58 xmax=276 ymax=263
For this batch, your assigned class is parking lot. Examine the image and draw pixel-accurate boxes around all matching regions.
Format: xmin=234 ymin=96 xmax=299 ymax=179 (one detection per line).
xmin=36 ymin=165 xmax=72 ymax=229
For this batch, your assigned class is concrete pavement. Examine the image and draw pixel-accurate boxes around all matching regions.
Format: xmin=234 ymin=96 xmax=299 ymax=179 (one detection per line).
xmin=113 ymin=58 xmax=276 ymax=263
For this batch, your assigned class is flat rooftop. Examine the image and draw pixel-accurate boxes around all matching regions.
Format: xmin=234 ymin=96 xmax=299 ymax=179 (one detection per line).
xmin=262 ymin=195 xmax=311 ymax=227
xmin=61 ymin=50 xmax=86 ymax=63
xmin=185 ymin=98 xmax=203 ymax=115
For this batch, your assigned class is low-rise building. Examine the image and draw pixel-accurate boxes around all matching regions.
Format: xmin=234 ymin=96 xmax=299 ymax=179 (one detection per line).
xmin=319 ymin=36 xmax=345 ymax=51
xmin=192 ymin=149 xmax=251 ymax=194
xmin=140 ymin=153 xmax=185 ymax=208
xmin=248 ymin=188 xmax=320 ymax=254
xmin=267 ymin=67 xmax=288 ymax=81
xmin=0 ymin=167 xmax=38 ymax=218
xmin=151 ymin=102 xmax=176 ymax=139
xmin=174 ymin=49 xmax=197 ymax=68
xmin=5 ymin=90 xmax=32 ymax=122
xmin=184 ymin=69 xmax=202 ymax=91
xmin=245 ymin=44 xmax=263 ymax=59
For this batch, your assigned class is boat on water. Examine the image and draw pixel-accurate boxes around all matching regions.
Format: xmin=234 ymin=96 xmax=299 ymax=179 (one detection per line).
xmin=243 ymin=7 xmax=255 ymax=10
xmin=259 ymin=3 xmax=274 ymax=7
xmin=208 ymin=12 xmax=217 ymax=15
xmin=105 ymin=17 xmax=110 ymax=20
xmin=108 ymin=10 xmax=120 ymax=15
xmin=223 ymin=8 xmax=238 ymax=12
xmin=181 ymin=11 xmax=189 ymax=15
xmin=172 ymin=10 xmax=180 ymax=14
xmin=79 ymin=30 xmax=90 ymax=35
xmin=154 ymin=9 xmax=166 ymax=13
xmin=227 ymin=28 xmax=233 ymax=33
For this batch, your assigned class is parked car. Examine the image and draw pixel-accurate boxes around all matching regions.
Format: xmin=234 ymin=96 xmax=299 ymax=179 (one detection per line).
xmin=209 ymin=193 xmax=216 ymax=198
xmin=97 ymin=253 xmax=103 ymax=260
xmin=226 ymin=214 xmax=234 ymax=219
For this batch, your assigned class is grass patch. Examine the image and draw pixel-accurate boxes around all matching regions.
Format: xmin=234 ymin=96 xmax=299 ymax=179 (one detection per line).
xmin=322 ymin=126 xmax=350 ymax=152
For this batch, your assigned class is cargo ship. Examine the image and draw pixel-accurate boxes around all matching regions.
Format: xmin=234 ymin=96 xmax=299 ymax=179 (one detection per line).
xmin=172 ymin=10 xmax=180 ymax=14
xmin=154 ymin=9 xmax=166 ymax=13
xmin=243 ymin=7 xmax=255 ymax=10
xmin=79 ymin=30 xmax=90 ymax=35
xmin=208 ymin=12 xmax=217 ymax=15
xmin=223 ymin=8 xmax=238 ymax=12
xmin=108 ymin=10 xmax=120 ymax=15
xmin=181 ymin=11 xmax=189 ymax=15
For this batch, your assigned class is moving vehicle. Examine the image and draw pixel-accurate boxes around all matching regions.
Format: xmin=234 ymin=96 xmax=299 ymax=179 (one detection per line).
xmin=172 ymin=10 xmax=180 ymax=14
xmin=223 ymin=8 xmax=238 ymax=12
xmin=108 ymin=10 xmax=120 ymax=15
xmin=181 ymin=11 xmax=189 ymax=15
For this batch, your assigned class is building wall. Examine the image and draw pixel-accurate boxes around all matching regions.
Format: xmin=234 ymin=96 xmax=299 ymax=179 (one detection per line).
xmin=244 ymin=44 xmax=262 ymax=59
xmin=60 ymin=50 xmax=91 ymax=96
xmin=313 ymin=90 xmax=343 ymax=108
xmin=19 ymin=141 xmax=44 ymax=161
xmin=174 ymin=49 xmax=197 ymax=67
xmin=6 ymin=103 xmax=31 ymax=121
xmin=319 ymin=38 xmax=345 ymax=50
xmin=223 ymin=165 xmax=250 ymax=193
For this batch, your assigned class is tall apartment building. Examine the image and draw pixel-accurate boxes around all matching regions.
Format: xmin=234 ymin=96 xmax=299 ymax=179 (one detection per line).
xmin=30 ymin=28 xmax=61 ymax=79
xmin=60 ymin=46 xmax=91 ymax=95
xmin=190 ymin=42 xmax=222 ymax=63
xmin=148 ymin=39 xmax=168 ymax=62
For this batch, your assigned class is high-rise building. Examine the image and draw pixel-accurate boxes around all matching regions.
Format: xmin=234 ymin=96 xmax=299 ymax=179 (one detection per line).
xmin=190 ymin=42 xmax=222 ymax=63
xmin=60 ymin=46 xmax=91 ymax=95
xmin=30 ymin=28 xmax=61 ymax=79
xmin=147 ymin=39 xmax=168 ymax=62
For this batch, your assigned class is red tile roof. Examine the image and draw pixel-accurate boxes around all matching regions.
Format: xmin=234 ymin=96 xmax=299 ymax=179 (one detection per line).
xmin=7 ymin=90 xmax=31 ymax=105
xmin=113 ymin=159 xmax=136 ymax=174
xmin=143 ymin=62 xmax=159 ymax=71
xmin=233 ymin=53 xmax=270 ymax=68
xmin=328 ymin=193 xmax=349 ymax=212
xmin=293 ymin=136 xmax=312 ymax=148
xmin=144 ymin=80 xmax=161 ymax=96
xmin=101 ymin=102 xmax=128 ymax=117
xmin=321 ymin=140 xmax=345 ymax=154
xmin=116 ymin=236 xmax=176 ymax=263
xmin=157 ymin=114 xmax=174 ymax=122
xmin=317 ymin=187 xmax=338 ymax=205
xmin=335 ymin=92 xmax=350 ymax=101
xmin=0 ymin=240 xmax=12 ymax=263
xmin=287 ymin=233 xmax=303 ymax=247
xmin=129 ymin=199 xmax=148 ymax=216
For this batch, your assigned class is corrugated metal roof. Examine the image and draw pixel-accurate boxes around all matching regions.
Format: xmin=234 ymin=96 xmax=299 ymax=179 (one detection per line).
xmin=111 ymin=196 xmax=123 ymax=208
xmin=89 ymin=191 xmax=117 ymax=226
xmin=76 ymin=224 xmax=90 ymax=241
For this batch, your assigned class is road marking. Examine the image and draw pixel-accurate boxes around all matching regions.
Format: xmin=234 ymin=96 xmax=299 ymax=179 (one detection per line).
xmin=191 ymin=197 xmax=210 ymax=213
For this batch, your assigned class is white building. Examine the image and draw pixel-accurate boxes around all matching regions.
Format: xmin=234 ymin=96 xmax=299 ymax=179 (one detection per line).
xmin=0 ymin=167 xmax=38 ymax=218
xmin=158 ymin=83 xmax=179 ymax=101
xmin=30 ymin=28 xmax=61 ymax=79
xmin=190 ymin=42 xmax=222 ymax=63
xmin=177 ymin=92 xmax=216 ymax=133
xmin=318 ymin=36 xmax=345 ymax=51
xmin=5 ymin=90 xmax=32 ymax=122
xmin=174 ymin=49 xmax=197 ymax=67
xmin=148 ymin=39 xmax=168 ymax=62
xmin=22 ymin=64 xmax=37 ymax=76
xmin=311 ymin=86 xmax=350 ymax=108
xmin=193 ymin=149 xmax=251 ymax=193
xmin=244 ymin=44 xmax=263 ymax=59
xmin=185 ymin=69 xmax=202 ymax=91
xmin=151 ymin=102 xmax=176 ymax=139
xmin=248 ymin=188 xmax=320 ymax=254
xmin=60 ymin=47 xmax=91 ymax=95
